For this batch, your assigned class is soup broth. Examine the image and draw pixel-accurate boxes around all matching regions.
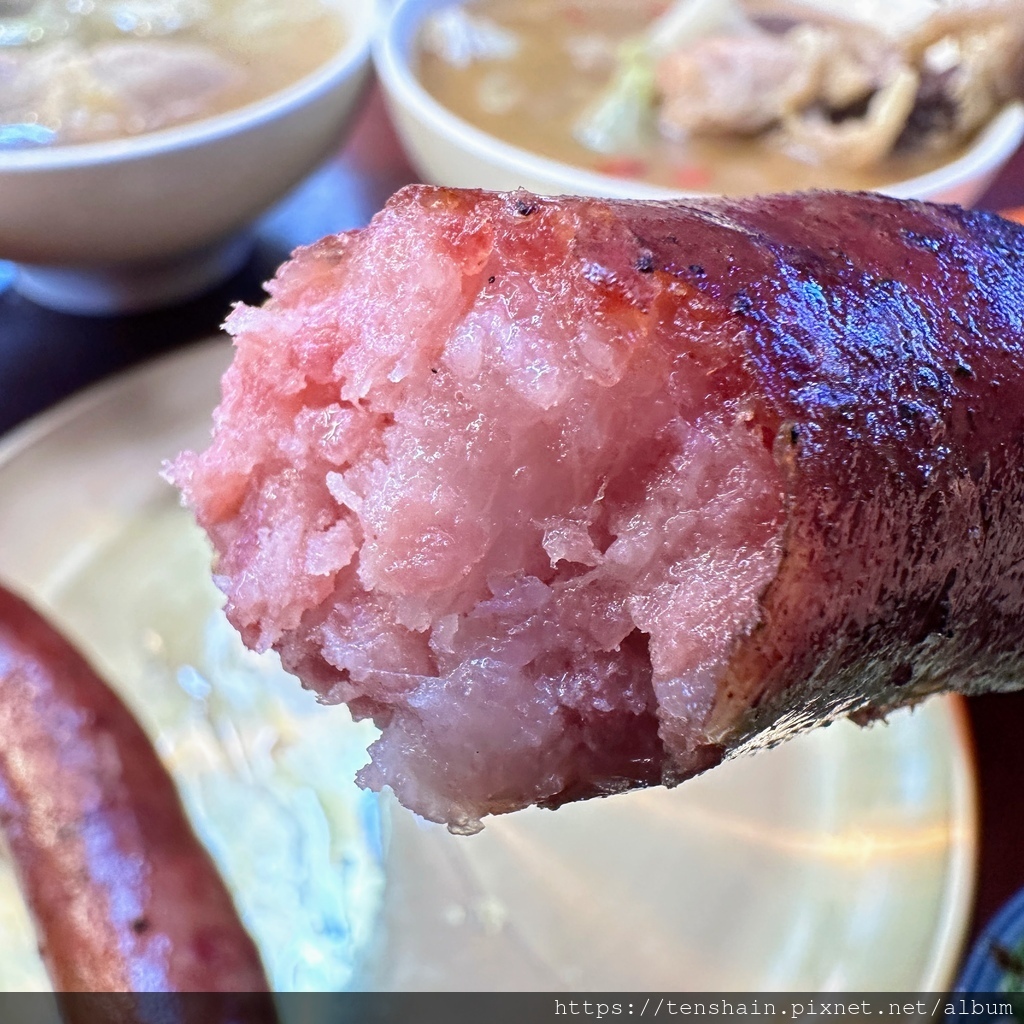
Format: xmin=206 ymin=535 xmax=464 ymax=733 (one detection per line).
xmin=0 ymin=0 xmax=347 ymax=146
xmin=417 ymin=0 xmax=972 ymax=194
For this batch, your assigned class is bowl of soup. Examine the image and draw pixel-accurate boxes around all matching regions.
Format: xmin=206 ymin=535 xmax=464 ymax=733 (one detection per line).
xmin=0 ymin=0 xmax=375 ymax=313
xmin=375 ymin=0 xmax=1024 ymax=204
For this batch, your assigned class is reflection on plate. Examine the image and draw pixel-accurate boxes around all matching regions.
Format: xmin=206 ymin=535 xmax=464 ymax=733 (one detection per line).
xmin=0 ymin=341 xmax=976 ymax=992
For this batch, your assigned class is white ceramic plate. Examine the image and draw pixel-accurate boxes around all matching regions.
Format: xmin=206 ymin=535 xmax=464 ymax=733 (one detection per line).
xmin=0 ymin=342 xmax=977 ymax=992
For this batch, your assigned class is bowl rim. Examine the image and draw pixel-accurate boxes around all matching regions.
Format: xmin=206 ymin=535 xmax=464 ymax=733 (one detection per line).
xmin=376 ymin=0 xmax=1024 ymax=201
xmin=0 ymin=0 xmax=376 ymax=172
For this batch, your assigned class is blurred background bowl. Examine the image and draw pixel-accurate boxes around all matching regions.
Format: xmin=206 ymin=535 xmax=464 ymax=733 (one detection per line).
xmin=376 ymin=0 xmax=1024 ymax=206
xmin=955 ymin=884 xmax=1024 ymax=996
xmin=0 ymin=0 xmax=375 ymax=314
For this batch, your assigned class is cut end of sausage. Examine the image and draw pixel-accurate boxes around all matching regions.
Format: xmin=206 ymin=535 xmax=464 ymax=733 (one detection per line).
xmin=170 ymin=186 xmax=787 ymax=830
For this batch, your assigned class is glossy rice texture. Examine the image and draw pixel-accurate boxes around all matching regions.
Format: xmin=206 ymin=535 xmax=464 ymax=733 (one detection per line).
xmin=172 ymin=186 xmax=1024 ymax=831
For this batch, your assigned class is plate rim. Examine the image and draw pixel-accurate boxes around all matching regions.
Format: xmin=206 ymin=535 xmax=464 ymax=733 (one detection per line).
xmin=922 ymin=695 xmax=978 ymax=991
xmin=0 ymin=338 xmax=229 ymax=472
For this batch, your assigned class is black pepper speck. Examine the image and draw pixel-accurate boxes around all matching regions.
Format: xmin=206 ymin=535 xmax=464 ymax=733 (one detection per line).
xmin=731 ymin=292 xmax=753 ymax=315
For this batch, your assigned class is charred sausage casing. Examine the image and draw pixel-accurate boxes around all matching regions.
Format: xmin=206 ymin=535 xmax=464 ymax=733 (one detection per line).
xmin=0 ymin=584 xmax=272 ymax=996
xmin=171 ymin=187 xmax=1024 ymax=833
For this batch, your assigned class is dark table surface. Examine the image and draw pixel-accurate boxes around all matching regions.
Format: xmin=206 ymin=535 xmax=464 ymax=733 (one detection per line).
xmin=2 ymin=84 xmax=1024 ymax=977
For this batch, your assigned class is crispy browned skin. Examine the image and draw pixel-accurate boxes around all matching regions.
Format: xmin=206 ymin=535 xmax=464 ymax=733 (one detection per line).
xmin=609 ymin=190 xmax=1024 ymax=772
xmin=0 ymin=583 xmax=273 ymax=998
